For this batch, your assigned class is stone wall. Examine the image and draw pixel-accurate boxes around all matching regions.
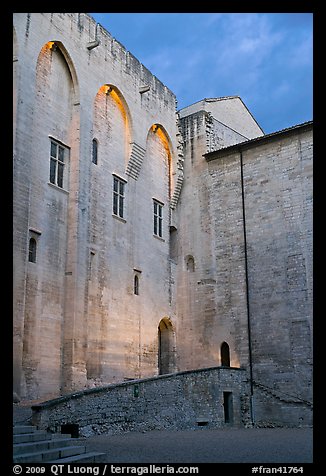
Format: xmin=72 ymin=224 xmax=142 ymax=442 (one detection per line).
xmin=13 ymin=13 xmax=313 ymax=429
xmin=205 ymin=123 xmax=313 ymax=426
xmin=175 ymin=112 xmax=312 ymax=427
xmin=13 ymin=12 xmax=180 ymax=400
xmin=175 ymin=109 xmax=254 ymax=373
xmin=31 ymin=367 xmax=251 ymax=436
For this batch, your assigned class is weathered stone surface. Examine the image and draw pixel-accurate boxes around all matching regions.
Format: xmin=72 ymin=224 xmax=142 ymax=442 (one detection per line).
xmin=13 ymin=13 xmax=312 ymax=428
xmin=32 ymin=367 xmax=250 ymax=435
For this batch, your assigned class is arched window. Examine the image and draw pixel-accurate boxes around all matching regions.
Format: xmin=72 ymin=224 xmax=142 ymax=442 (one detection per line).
xmin=92 ymin=138 xmax=98 ymax=164
xmin=28 ymin=238 xmax=37 ymax=263
xmin=221 ymin=342 xmax=230 ymax=367
xmin=134 ymin=275 xmax=139 ymax=295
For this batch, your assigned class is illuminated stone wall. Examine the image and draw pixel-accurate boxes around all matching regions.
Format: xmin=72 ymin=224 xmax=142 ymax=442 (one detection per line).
xmin=13 ymin=12 xmax=180 ymax=400
xmin=13 ymin=14 xmax=313 ymax=428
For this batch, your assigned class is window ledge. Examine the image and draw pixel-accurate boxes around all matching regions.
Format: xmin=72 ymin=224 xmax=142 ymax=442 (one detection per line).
xmin=112 ymin=214 xmax=127 ymax=224
xmin=47 ymin=182 xmax=69 ymax=194
xmin=153 ymin=234 xmax=165 ymax=242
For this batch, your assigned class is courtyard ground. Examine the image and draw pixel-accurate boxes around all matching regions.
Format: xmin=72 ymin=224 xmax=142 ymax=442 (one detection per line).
xmin=78 ymin=427 xmax=313 ymax=463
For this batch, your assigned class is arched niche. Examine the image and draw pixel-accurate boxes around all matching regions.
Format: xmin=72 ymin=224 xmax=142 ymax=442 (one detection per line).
xmin=35 ymin=41 xmax=80 ymax=158
xmin=185 ymin=255 xmax=195 ymax=272
xmin=148 ymin=124 xmax=174 ymax=198
xmin=36 ymin=41 xmax=79 ymax=105
xmin=93 ymin=84 xmax=132 ymax=169
xmin=158 ymin=317 xmax=176 ymax=375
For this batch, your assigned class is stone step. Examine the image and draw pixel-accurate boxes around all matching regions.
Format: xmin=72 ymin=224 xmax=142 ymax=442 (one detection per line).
xmin=13 ymin=437 xmax=74 ymax=456
xmin=48 ymin=451 xmax=106 ymax=463
xmin=13 ymin=432 xmax=52 ymax=444
xmin=13 ymin=425 xmax=36 ymax=434
xmin=13 ymin=445 xmax=87 ymax=463
xmin=13 ymin=424 xmax=106 ymax=463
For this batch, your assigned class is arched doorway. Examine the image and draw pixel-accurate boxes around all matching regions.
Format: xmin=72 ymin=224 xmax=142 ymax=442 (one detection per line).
xmin=158 ymin=318 xmax=175 ymax=375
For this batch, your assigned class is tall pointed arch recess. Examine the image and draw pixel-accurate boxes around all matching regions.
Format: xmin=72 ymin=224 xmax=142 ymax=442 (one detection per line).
xmin=94 ymin=84 xmax=132 ymax=167
xmin=158 ymin=317 xmax=176 ymax=375
xmin=37 ymin=41 xmax=80 ymax=105
xmin=151 ymin=124 xmax=174 ymax=198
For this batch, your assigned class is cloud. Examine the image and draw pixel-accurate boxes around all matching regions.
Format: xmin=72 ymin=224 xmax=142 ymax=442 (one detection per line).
xmin=217 ymin=15 xmax=283 ymax=69
xmin=287 ymin=34 xmax=313 ymax=68
xmin=90 ymin=12 xmax=312 ymax=133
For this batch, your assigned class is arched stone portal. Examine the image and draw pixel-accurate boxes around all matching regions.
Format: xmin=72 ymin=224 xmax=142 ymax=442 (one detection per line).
xmin=158 ymin=318 xmax=176 ymax=375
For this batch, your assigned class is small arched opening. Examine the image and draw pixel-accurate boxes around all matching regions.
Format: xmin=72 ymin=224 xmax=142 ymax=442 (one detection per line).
xmin=185 ymin=255 xmax=195 ymax=272
xmin=221 ymin=341 xmax=231 ymax=367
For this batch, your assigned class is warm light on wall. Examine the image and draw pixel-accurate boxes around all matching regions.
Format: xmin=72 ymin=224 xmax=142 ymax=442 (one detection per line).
xmin=38 ymin=41 xmax=56 ymax=58
xmin=152 ymin=125 xmax=171 ymax=159
xmin=151 ymin=124 xmax=173 ymax=194
xmin=100 ymin=84 xmax=129 ymax=127
xmin=43 ymin=41 xmax=57 ymax=52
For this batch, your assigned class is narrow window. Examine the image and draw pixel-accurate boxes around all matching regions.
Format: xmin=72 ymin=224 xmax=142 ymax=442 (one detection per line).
xmin=221 ymin=342 xmax=231 ymax=367
xmin=28 ymin=238 xmax=37 ymax=263
xmin=92 ymin=138 xmax=98 ymax=165
xmin=134 ymin=275 xmax=139 ymax=295
xmin=153 ymin=200 xmax=163 ymax=238
xmin=49 ymin=139 xmax=69 ymax=189
xmin=113 ymin=176 xmax=126 ymax=219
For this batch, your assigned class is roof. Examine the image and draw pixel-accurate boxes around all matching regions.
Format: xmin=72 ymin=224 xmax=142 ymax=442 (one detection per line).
xmin=204 ymin=121 xmax=313 ymax=161
xmin=179 ymin=96 xmax=264 ymax=139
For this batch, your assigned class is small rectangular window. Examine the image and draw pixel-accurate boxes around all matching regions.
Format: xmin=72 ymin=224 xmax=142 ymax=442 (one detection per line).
xmin=113 ymin=176 xmax=126 ymax=219
xmin=153 ymin=200 xmax=163 ymax=238
xmin=134 ymin=275 xmax=139 ymax=295
xmin=28 ymin=238 xmax=37 ymax=263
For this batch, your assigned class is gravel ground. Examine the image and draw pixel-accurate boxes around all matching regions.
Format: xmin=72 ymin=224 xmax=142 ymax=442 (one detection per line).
xmin=75 ymin=427 xmax=313 ymax=463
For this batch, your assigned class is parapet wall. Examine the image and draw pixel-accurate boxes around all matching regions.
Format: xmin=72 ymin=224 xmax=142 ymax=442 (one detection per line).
xmin=32 ymin=367 xmax=250 ymax=436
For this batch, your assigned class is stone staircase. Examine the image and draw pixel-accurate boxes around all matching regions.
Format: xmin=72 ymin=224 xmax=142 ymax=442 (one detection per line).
xmin=13 ymin=425 xmax=106 ymax=463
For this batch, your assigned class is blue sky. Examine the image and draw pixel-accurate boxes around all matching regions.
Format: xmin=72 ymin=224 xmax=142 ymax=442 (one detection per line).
xmin=89 ymin=13 xmax=313 ymax=134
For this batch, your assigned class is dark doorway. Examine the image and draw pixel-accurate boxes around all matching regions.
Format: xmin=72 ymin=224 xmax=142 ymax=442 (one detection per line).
xmin=221 ymin=341 xmax=231 ymax=366
xmin=158 ymin=318 xmax=175 ymax=375
xmin=61 ymin=423 xmax=79 ymax=438
xmin=223 ymin=391 xmax=233 ymax=423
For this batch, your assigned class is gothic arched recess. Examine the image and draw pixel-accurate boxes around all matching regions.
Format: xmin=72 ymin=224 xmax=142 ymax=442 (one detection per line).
xmin=158 ymin=318 xmax=176 ymax=375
